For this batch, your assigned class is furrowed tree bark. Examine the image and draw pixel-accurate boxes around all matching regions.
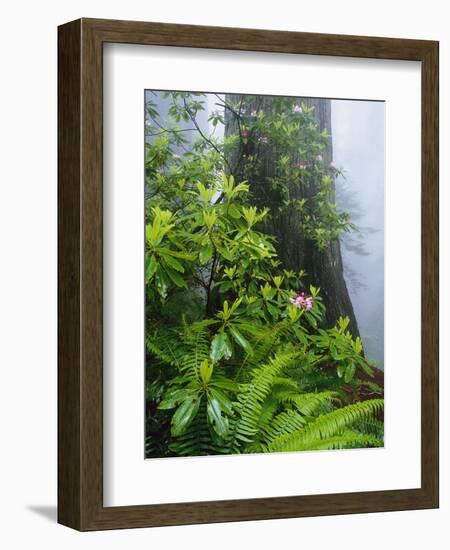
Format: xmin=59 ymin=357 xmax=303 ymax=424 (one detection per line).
xmin=302 ymin=98 xmax=359 ymax=337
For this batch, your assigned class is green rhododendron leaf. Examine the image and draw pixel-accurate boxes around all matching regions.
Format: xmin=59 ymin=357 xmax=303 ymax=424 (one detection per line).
xmin=171 ymin=397 xmax=201 ymax=436
xmin=229 ymin=325 xmax=253 ymax=356
xmin=145 ymin=254 xmax=158 ymax=281
xmin=165 ymin=267 xmax=187 ymax=288
xmin=199 ymin=243 xmax=213 ymax=264
xmin=210 ymin=331 xmax=232 ymax=363
xmin=207 ymin=397 xmax=229 ymax=437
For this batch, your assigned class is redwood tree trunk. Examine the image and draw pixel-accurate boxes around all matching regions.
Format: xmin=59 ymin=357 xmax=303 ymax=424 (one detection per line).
xmin=224 ymin=95 xmax=360 ymax=337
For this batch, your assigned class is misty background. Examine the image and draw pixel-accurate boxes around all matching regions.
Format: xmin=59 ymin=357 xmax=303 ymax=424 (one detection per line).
xmin=332 ymin=100 xmax=384 ymax=367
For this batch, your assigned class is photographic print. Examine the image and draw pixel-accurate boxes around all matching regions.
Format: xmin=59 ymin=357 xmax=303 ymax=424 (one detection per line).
xmin=58 ymin=20 xmax=438 ymax=529
xmin=144 ymin=90 xmax=384 ymax=459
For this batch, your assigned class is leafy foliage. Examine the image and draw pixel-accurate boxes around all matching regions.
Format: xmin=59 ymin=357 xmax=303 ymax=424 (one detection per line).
xmin=144 ymin=92 xmax=384 ymax=458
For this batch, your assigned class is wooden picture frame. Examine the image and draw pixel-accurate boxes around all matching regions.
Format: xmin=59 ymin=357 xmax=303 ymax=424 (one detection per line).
xmin=58 ymin=18 xmax=439 ymax=531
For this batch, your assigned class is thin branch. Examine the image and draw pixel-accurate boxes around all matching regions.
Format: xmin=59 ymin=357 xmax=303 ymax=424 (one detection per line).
xmin=215 ymin=94 xmax=249 ymax=175
xmin=183 ymin=97 xmax=232 ymax=174
xmin=205 ymin=250 xmax=219 ymax=317
xmin=146 ymin=127 xmax=199 ymax=137
xmin=147 ymin=118 xmax=193 ymax=155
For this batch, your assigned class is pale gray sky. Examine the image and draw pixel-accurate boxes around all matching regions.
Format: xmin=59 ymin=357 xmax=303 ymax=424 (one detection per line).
xmin=332 ymin=99 xmax=385 ymax=366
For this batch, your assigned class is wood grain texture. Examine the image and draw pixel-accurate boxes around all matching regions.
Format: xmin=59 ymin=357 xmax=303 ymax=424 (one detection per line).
xmin=57 ymin=18 xmax=439 ymax=531
xmin=57 ymin=19 xmax=82 ymax=529
xmin=420 ymin=40 xmax=439 ymax=505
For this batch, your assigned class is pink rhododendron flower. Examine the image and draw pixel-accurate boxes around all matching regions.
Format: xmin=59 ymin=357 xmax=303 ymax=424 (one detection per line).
xmin=292 ymin=104 xmax=303 ymax=113
xmin=289 ymin=291 xmax=314 ymax=311
xmin=297 ymin=162 xmax=306 ymax=170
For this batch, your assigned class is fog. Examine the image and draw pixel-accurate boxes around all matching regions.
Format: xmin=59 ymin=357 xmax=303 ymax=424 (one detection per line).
xmin=332 ymin=100 xmax=385 ymax=367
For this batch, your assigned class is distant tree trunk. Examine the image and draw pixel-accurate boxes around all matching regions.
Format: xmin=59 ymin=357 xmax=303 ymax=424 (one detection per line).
xmin=224 ymin=95 xmax=360 ymax=337
xmin=302 ymin=98 xmax=359 ymax=337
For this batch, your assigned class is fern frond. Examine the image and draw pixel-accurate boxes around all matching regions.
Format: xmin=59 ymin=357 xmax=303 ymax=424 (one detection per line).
xmin=260 ymin=409 xmax=306 ymax=448
xmin=256 ymin=395 xmax=279 ymax=431
xmin=271 ymin=377 xmax=300 ymax=392
xmin=275 ymin=390 xmax=337 ymax=416
xmin=169 ymin=401 xmax=229 ymax=456
xmin=268 ymin=399 xmax=384 ymax=452
xmin=241 ymin=322 xmax=292 ymax=373
xmin=146 ymin=326 xmax=185 ymax=368
xmin=231 ymin=352 xmax=300 ymax=450
xmin=352 ymin=417 xmax=385 ymax=439
xmin=296 ymin=368 xmax=343 ymax=393
xmin=297 ymin=430 xmax=383 ymax=451
xmin=179 ymin=319 xmax=214 ymax=374
xmin=147 ymin=319 xmax=215 ymax=377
